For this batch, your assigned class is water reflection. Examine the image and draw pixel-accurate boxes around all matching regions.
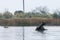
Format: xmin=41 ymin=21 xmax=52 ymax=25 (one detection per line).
xmin=0 ymin=26 xmax=60 ymax=40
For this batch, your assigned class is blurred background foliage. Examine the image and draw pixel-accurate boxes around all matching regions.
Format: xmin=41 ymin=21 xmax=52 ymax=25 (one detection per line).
xmin=0 ymin=6 xmax=59 ymax=19
xmin=0 ymin=6 xmax=59 ymax=26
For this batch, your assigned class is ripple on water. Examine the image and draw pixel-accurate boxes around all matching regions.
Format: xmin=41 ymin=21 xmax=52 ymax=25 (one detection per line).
xmin=0 ymin=26 xmax=60 ymax=40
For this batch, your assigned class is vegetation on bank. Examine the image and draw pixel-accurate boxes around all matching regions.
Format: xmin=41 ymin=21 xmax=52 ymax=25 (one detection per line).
xmin=0 ymin=18 xmax=59 ymax=26
xmin=0 ymin=6 xmax=59 ymax=26
xmin=0 ymin=6 xmax=60 ymax=19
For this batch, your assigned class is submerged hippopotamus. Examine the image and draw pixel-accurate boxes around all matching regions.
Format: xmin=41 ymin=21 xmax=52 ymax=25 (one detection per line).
xmin=36 ymin=22 xmax=47 ymax=31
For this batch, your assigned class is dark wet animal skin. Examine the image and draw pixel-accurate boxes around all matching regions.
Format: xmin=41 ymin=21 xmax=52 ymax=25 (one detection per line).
xmin=36 ymin=22 xmax=46 ymax=31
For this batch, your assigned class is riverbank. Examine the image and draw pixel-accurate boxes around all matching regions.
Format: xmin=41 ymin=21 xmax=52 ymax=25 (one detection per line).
xmin=0 ymin=18 xmax=59 ymax=26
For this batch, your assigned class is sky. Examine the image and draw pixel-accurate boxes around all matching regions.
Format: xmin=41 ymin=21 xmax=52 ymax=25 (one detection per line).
xmin=0 ymin=0 xmax=60 ymax=13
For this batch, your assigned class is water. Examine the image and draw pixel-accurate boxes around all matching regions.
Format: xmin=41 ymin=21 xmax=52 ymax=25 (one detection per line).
xmin=0 ymin=26 xmax=60 ymax=40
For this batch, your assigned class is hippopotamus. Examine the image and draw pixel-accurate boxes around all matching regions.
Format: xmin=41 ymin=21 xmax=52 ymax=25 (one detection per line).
xmin=36 ymin=22 xmax=47 ymax=31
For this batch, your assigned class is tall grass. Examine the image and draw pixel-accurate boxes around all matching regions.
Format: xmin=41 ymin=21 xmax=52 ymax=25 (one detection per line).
xmin=0 ymin=18 xmax=59 ymax=26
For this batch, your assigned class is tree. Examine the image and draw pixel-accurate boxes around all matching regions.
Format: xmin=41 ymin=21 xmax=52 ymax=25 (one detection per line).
xmin=32 ymin=6 xmax=49 ymax=14
xmin=52 ymin=11 xmax=58 ymax=18
xmin=0 ymin=13 xmax=3 ymax=18
xmin=14 ymin=10 xmax=24 ymax=18
xmin=52 ymin=10 xmax=60 ymax=18
xmin=56 ymin=10 xmax=60 ymax=18
xmin=3 ymin=11 xmax=13 ymax=19
xmin=14 ymin=10 xmax=23 ymax=15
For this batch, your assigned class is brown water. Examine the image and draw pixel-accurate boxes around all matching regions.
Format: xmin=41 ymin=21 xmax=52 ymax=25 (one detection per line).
xmin=0 ymin=26 xmax=60 ymax=40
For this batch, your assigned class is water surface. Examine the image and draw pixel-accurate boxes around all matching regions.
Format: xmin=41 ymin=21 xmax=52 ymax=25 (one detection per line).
xmin=0 ymin=26 xmax=60 ymax=40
